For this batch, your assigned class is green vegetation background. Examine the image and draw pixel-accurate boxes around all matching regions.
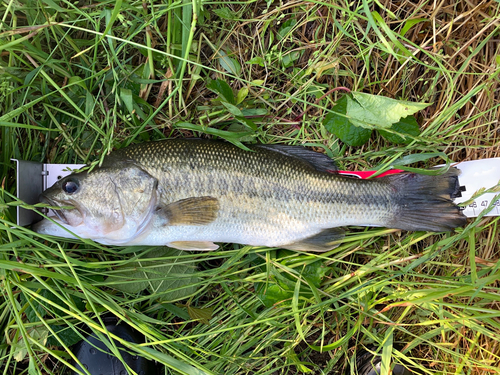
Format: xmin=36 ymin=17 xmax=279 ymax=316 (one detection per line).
xmin=1 ymin=0 xmax=499 ymax=374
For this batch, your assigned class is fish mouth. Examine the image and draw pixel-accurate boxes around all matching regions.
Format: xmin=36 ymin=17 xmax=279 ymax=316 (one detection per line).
xmin=39 ymin=194 xmax=70 ymax=225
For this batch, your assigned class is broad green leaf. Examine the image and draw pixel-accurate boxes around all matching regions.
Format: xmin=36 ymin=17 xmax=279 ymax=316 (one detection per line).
xmin=28 ymin=357 xmax=37 ymax=375
xmin=347 ymin=92 xmax=429 ymax=129
xmin=148 ymin=262 xmax=198 ymax=299
xmin=323 ymin=95 xmax=372 ymax=146
xmin=278 ymin=250 xmax=329 ymax=288
xmin=13 ymin=345 xmax=26 ymax=363
xmin=107 ymin=248 xmax=199 ymax=301
xmin=236 ymin=87 xmax=249 ymax=104
xmin=187 ymin=305 xmax=214 ymax=324
xmin=206 ymin=79 xmax=235 ymax=104
xmin=14 ymin=327 xmax=48 ymax=362
xmin=282 ymin=51 xmax=301 ymax=68
xmin=227 ymin=122 xmax=257 ymax=142
xmin=107 ymin=269 xmax=148 ymax=294
xmin=378 ymin=115 xmax=420 ymax=144
xmin=255 ymin=282 xmax=292 ymax=308
xmin=47 ymin=325 xmax=83 ymax=347
xmin=246 ymin=57 xmax=265 ymax=67
xmin=300 ymin=261 xmax=328 ymax=288
xmin=119 ymin=88 xmax=134 ymax=114
xmin=20 ymin=288 xmax=83 ymax=323
xmin=164 ymin=303 xmax=191 ymax=320
xmin=85 ymin=90 xmax=94 ymax=116
xmin=305 ymin=84 xmax=326 ymax=99
xmin=68 ymin=76 xmax=87 ymax=90
xmin=254 ymin=256 xmax=327 ymax=307
xmin=235 ymin=116 xmax=257 ymax=131
xmin=251 ymin=79 xmax=265 ymax=86
xmin=221 ymin=101 xmax=244 ymax=117
xmin=212 ymin=7 xmax=236 ymax=20
xmin=20 ymin=290 xmax=48 ymax=323
xmin=241 ymin=108 xmax=267 ymax=117
xmin=278 ymin=19 xmax=297 ymax=39
xmin=84 ymin=302 xmax=107 ymax=313
xmin=218 ymin=50 xmax=241 ymax=76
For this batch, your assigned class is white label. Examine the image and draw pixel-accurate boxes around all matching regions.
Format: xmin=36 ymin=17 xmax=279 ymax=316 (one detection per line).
xmin=44 ymin=164 xmax=86 ymax=190
xmin=453 ymin=159 xmax=500 ymax=218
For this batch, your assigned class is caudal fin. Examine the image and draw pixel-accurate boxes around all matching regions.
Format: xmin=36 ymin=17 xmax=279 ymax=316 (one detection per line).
xmin=383 ymin=168 xmax=467 ymax=232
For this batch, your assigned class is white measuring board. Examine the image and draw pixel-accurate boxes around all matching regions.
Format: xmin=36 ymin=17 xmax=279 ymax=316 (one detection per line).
xmin=453 ymin=158 xmax=500 ymax=218
xmin=44 ymin=163 xmax=86 ymax=189
xmin=15 ymin=158 xmax=500 ymax=226
xmin=13 ymin=160 xmax=85 ymax=226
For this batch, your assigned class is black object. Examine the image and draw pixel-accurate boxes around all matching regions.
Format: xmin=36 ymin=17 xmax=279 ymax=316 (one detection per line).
xmin=352 ymin=348 xmax=419 ymax=375
xmin=70 ymin=317 xmax=161 ymax=375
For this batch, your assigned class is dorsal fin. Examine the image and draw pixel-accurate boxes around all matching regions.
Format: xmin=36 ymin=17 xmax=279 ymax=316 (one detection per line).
xmin=254 ymin=144 xmax=338 ymax=173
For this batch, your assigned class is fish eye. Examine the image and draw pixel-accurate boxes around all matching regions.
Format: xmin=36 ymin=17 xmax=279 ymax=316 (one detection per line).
xmin=62 ymin=179 xmax=80 ymax=194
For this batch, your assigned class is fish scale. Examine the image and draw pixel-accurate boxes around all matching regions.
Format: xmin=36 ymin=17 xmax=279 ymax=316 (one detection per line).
xmin=35 ymin=139 xmax=466 ymax=251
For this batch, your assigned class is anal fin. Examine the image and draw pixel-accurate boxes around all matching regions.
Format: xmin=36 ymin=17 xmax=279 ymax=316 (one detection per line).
xmin=282 ymin=227 xmax=345 ymax=252
xmin=168 ymin=241 xmax=219 ymax=251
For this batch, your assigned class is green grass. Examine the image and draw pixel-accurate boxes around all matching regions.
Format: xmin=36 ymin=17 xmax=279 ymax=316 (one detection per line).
xmin=1 ymin=0 xmax=500 ymax=374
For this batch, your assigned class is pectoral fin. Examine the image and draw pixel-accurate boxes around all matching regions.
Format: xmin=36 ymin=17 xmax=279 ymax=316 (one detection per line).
xmin=168 ymin=241 xmax=219 ymax=251
xmin=158 ymin=196 xmax=219 ymax=226
xmin=282 ymin=227 xmax=345 ymax=252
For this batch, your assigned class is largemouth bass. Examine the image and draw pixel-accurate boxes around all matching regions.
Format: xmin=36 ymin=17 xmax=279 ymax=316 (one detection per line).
xmin=34 ymin=139 xmax=466 ymax=251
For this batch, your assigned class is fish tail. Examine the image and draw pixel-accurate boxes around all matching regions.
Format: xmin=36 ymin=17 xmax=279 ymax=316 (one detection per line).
xmin=383 ymin=168 xmax=467 ymax=232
